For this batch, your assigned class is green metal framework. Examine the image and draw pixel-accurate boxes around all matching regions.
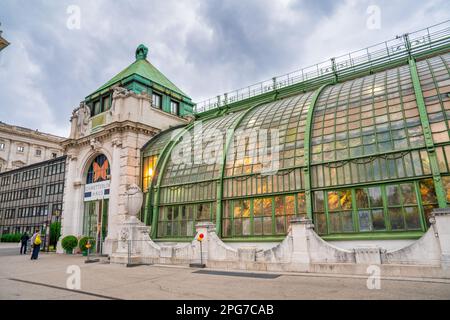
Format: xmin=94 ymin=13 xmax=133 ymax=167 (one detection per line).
xmin=141 ymin=22 xmax=450 ymax=241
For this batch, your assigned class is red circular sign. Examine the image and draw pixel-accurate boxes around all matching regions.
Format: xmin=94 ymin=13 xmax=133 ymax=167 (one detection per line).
xmin=198 ymin=233 xmax=204 ymax=241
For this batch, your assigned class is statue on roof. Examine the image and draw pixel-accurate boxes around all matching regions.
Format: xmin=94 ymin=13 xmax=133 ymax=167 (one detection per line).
xmin=69 ymin=102 xmax=91 ymax=138
xmin=135 ymin=44 xmax=148 ymax=60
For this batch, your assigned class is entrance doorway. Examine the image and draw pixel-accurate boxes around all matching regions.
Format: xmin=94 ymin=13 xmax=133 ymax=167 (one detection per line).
xmin=83 ymin=154 xmax=111 ymax=254
xmin=83 ymin=199 xmax=109 ymax=253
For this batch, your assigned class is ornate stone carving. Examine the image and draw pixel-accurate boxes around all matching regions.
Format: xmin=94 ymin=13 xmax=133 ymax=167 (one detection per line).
xmin=72 ymin=102 xmax=91 ymax=137
xmin=112 ymin=86 xmax=132 ymax=99
xmin=120 ymin=227 xmax=129 ymax=241
xmin=125 ymin=184 xmax=143 ymax=217
xmin=89 ymin=138 xmax=102 ymax=151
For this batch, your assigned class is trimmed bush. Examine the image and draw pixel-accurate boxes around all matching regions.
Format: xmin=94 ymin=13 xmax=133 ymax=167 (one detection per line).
xmin=78 ymin=236 xmax=95 ymax=252
xmin=61 ymin=235 xmax=78 ymax=253
xmin=0 ymin=233 xmax=22 ymax=242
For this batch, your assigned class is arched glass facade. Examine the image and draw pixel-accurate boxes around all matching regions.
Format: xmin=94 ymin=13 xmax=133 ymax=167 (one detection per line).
xmin=142 ymin=52 xmax=450 ymax=241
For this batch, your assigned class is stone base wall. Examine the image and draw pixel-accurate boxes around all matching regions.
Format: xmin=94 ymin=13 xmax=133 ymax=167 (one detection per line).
xmin=110 ymin=209 xmax=450 ymax=279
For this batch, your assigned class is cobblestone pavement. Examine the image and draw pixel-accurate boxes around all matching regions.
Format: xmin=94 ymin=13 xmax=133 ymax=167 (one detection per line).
xmin=0 ymin=246 xmax=450 ymax=300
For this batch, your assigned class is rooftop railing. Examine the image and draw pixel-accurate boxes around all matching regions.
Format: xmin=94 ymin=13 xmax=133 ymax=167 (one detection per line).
xmin=194 ymin=20 xmax=450 ymax=114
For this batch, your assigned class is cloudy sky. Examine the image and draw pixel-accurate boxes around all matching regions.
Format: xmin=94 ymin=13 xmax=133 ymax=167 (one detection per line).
xmin=0 ymin=0 xmax=448 ymax=137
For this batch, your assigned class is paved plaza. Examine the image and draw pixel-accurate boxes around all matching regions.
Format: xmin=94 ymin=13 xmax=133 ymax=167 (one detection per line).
xmin=0 ymin=244 xmax=449 ymax=300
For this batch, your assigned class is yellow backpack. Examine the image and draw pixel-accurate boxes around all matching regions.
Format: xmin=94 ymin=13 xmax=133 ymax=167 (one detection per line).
xmin=34 ymin=234 xmax=41 ymax=245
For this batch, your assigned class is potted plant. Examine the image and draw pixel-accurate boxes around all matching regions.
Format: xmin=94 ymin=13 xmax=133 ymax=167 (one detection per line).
xmin=61 ymin=235 xmax=78 ymax=254
xmin=78 ymin=236 xmax=95 ymax=256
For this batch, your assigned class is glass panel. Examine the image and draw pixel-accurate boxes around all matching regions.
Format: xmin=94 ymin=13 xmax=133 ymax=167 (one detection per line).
xmin=404 ymin=207 xmax=421 ymax=230
xmin=297 ymin=193 xmax=306 ymax=214
xmin=386 ymin=185 xmax=401 ymax=205
xmin=372 ymin=209 xmax=386 ymax=230
xmin=358 ymin=210 xmax=371 ymax=231
xmin=389 ymin=208 xmax=404 ymax=230
xmin=368 ymin=187 xmax=383 ymax=206
xmin=400 ymin=183 xmax=417 ymax=204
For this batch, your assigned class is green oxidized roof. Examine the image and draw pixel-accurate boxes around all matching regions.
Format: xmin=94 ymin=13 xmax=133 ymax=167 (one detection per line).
xmin=89 ymin=44 xmax=188 ymax=98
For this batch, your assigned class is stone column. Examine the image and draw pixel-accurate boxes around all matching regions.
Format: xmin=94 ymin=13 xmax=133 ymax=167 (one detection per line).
xmin=432 ymin=208 xmax=450 ymax=269
xmin=103 ymin=139 xmax=122 ymax=254
xmin=290 ymin=217 xmax=313 ymax=271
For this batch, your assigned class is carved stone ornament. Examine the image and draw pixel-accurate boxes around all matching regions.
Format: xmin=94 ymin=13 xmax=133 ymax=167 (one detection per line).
xmin=112 ymin=86 xmax=132 ymax=99
xmin=90 ymin=138 xmax=102 ymax=151
xmin=73 ymin=102 xmax=91 ymax=137
xmin=120 ymin=228 xmax=129 ymax=241
xmin=125 ymin=184 xmax=144 ymax=217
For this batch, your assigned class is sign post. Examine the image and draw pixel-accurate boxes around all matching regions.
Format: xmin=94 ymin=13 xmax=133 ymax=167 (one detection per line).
xmin=84 ymin=240 xmax=99 ymax=264
xmin=189 ymin=233 xmax=206 ymax=268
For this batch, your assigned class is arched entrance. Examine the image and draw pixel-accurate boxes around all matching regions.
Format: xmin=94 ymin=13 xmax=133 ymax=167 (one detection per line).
xmin=83 ymin=154 xmax=110 ymax=253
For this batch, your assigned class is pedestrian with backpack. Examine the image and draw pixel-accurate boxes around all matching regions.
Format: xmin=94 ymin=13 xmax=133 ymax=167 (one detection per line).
xmin=30 ymin=228 xmax=42 ymax=260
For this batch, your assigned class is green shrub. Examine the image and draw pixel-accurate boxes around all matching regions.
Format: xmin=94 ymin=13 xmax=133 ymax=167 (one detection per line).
xmin=0 ymin=233 xmax=22 ymax=242
xmin=61 ymin=235 xmax=78 ymax=252
xmin=50 ymin=222 xmax=61 ymax=247
xmin=78 ymin=236 xmax=95 ymax=252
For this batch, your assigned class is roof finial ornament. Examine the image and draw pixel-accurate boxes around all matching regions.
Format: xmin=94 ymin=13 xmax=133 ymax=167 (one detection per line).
xmin=135 ymin=44 xmax=148 ymax=60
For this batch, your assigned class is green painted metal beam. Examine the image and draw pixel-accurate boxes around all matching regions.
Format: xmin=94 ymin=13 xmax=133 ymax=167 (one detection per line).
xmin=215 ymin=101 xmax=271 ymax=236
xmin=303 ymin=84 xmax=331 ymax=219
xmin=408 ymin=57 xmax=447 ymax=208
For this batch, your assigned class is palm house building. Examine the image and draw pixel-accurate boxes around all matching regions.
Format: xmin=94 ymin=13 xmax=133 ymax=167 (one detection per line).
xmin=140 ymin=23 xmax=450 ymax=252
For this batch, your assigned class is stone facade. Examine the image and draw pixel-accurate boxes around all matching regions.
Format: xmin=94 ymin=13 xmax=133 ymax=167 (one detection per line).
xmin=110 ymin=209 xmax=450 ymax=279
xmin=0 ymin=122 xmax=64 ymax=173
xmin=58 ymin=87 xmax=187 ymax=253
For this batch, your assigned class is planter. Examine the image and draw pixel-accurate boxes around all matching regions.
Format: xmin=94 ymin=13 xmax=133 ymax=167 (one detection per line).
xmin=65 ymin=249 xmax=73 ymax=254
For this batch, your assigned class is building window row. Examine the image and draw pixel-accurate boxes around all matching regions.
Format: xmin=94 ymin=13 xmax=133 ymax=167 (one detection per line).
xmin=313 ymin=179 xmax=438 ymax=235
xmin=1 ymin=176 xmax=10 ymax=186
xmin=46 ymin=183 xmax=64 ymax=195
xmin=44 ymin=162 xmax=65 ymax=177
xmin=17 ymin=206 xmax=49 ymax=218
xmin=22 ymin=168 xmax=41 ymax=181
xmin=151 ymin=90 xmax=181 ymax=116
xmin=0 ymin=187 xmax=42 ymax=202
xmin=1 ymin=209 xmax=16 ymax=219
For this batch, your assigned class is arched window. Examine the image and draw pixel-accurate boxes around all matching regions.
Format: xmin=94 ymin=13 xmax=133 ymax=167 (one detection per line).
xmin=86 ymin=154 xmax=110 ymax=184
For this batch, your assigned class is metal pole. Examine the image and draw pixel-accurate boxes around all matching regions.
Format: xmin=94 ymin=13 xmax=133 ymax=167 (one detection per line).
xmin=200 ymin=240 xmax=203 ymax=265
xmin=128 ymin=239 xmax=131 ymax=266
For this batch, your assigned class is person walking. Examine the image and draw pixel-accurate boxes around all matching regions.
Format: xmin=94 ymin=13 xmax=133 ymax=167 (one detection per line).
xmin=30 ymin=229 xmax=42 ymax=260
xmin=20 ymin=232 xmax=29 ymax=254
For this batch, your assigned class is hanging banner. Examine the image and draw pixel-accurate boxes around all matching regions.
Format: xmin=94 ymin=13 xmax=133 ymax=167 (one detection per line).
xmin=84 ymin=180 xmax=110 ymax=201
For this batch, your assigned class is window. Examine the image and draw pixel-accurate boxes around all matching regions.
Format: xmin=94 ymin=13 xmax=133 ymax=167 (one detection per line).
xmin=17 ymin=146 xmax=24 ymax=153
xmin=314 ymin=182 xmax=427 ymax=235
xmin=142 ymin=155 xmax=157 ymax=191
xmin=170 ymin=100 xmax=179 ymax=115
xmin=102 ymin=95 xmax=110 ymax=112
xmin=93 ymin=100 xmax=101 ymax=116
xmin=0 ymin=142 xmax=5 ymax=150
xmin=152 ymin=93 xmax=162 ymax=109
xmin=52 ymin=153 xmax=57 ymax=158
xmin=35 ymin=149 xmax=42 ymax=156
xmin=13 ymin=174 xmax=20 ymax=184
xmin=157 ymin=203 xmax=214 ymax=238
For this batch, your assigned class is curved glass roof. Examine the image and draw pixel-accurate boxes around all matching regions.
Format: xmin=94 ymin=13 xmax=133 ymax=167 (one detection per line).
xmin=311 ymin=64 xmax=424 ymax=164
xmin=142 ymin=126 xmax=182 ymax=157
xmin=142 ymin=52 xmax=450 ymax=203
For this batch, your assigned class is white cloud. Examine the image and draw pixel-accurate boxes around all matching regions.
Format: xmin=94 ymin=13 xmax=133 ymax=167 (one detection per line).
xmin=0 ymin=0 xmax=448 ymax=137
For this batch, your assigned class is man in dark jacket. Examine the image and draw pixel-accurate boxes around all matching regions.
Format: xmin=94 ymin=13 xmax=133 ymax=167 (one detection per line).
xmin=20 ymin=232 xmax=30 ymax=254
